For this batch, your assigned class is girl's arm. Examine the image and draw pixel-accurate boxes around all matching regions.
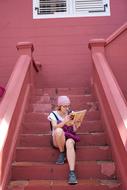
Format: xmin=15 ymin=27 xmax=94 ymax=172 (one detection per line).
xmin=51 ymin=115 xmax=70 ymax=129
xmin=73 ymin=125 xmax=80 ymax=132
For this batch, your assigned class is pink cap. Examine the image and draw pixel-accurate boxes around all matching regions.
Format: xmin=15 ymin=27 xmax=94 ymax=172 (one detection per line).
xmin=57 ymin=96 xmax=70 ymax=106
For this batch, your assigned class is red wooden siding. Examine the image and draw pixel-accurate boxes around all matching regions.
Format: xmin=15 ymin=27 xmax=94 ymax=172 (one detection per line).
xmin=0 ymin=0 xmax=127 ymax=88
xmin=105 ymin=26 xmax=127 ymax=98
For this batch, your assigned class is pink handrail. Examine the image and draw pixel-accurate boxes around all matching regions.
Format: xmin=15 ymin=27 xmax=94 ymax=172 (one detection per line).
xmin=106 ymin=22 xmax=127 ymax=45
xmin=0 ymin=42 xmax=36 ymax=190
xmin=89 ymin=39 xmax=127 ymax=189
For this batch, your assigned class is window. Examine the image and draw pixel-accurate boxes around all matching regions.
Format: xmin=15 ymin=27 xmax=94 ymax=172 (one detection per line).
xmin=33 ymin=0 xmax=110 ymax=19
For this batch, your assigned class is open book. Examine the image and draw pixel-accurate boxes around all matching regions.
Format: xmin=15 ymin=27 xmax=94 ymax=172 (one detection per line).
xmin=66 ymin=109 xmax=87 ymax=128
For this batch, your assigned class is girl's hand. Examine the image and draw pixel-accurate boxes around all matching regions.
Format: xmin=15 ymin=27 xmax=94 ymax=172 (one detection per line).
xmin=69 ymin=113 xmax=75 ymax=120
xmin=64 ymin=115 xmax=71 ymax=123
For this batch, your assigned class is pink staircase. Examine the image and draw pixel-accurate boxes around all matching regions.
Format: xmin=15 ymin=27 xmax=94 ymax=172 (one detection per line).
xmin=7 ymin=88 xmax=121 ymax=190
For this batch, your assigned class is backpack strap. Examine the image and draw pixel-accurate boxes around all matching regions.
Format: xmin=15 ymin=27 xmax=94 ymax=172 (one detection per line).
xmin=52 ymin=111 xmax=59 ymax=121
xmin=50 ymin=111 xmax=59 ymax=131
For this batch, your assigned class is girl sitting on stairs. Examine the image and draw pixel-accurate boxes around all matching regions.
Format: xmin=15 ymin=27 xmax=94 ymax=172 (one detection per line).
xmin=48 ymin=95 xmax=80 ymax=185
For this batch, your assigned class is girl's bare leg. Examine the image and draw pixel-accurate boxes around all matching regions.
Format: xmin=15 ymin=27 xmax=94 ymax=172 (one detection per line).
xmin=53 ymin=128 xmax=65 ymax=152
xmin=66 ymin=138 xmax=76 ymax=170
xmin=66 ymin=138 xmax=78 ymax=184
xmin=52 ymin=128 xmax=66 ymax=164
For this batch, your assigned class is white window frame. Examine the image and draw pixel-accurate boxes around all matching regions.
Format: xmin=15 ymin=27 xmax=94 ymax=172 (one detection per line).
xmin=33 ymin=0 xmax=110 ymax=19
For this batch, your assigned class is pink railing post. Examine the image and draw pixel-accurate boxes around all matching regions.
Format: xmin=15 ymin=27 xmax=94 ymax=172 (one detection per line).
xmin=16 ymin=42 xmax=37 ymax=87
xmin=88 ymin=39 xmax=105 ymax=53
xmin=88 ymin=39 xmax=106 ymax=97
xmin=16 ymin=42 xmax=34 ymax=57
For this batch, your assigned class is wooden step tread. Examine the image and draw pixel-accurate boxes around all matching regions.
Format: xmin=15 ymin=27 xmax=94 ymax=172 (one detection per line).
xmin=20 ymin=132 xmax=105 ymax=136
xmin=23 ymin=110 xmax=100 ymax=122
xmin=22 ymin=120 xmax=104 ymax=134
xmin=30 ymin=96 xmax=94 ymax=104
xmin=8 ymin=179 xmax=121 ymax=190
xmin=12 ymin=160 xmax=116 ymax=179
xmin=19 ymin=132 xmax=107 ymax=147
xmin=30 ymin=94 xmax=94 ymax=100
xmin=16 ymin=145 xmax=110 ymax=149
xmin=22 ymin=120 xmax=103 ymax=128
xmin=32 ymin=87 xmax=92 ymax=96
xmin=15 ymin=145 xmax=112 ymax=162
xmin=12 ymin=160 xmax=115 ymax=166
xmin=11 ymin=160 xmax=117 ymax=181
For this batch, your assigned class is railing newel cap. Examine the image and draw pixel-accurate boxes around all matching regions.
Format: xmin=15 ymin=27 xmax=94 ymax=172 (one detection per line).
xmin=88 ymin=39 xmax=106 ymax=49
xmin=16 ymin=42 xmax=34 ymax=52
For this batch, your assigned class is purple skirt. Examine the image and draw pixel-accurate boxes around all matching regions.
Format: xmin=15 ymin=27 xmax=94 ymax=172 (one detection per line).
xmin=63 ymin=125 xmax=80 ymax=142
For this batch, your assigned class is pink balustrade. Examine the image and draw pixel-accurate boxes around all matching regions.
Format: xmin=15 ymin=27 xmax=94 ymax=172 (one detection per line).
xmin=89 ymin=24 xmax=127 ymax=190
xmin=0 ymin=42 xmax=39 ymax=190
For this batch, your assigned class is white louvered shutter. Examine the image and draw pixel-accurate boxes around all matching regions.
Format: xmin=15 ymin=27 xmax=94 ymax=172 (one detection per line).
xmin=74 ymin=0 xmax=108 ymax=15
xmin=34 ymin=0 xmax=67 ymax=17
xmin=33 ymin=0 xmax=110 ymax=19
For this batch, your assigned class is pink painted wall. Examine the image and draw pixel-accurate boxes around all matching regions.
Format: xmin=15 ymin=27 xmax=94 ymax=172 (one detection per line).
xmin=105 ymin=28 xmax=127 ymax=98
xmin=0 ymin=1 xmax=127 ymax=88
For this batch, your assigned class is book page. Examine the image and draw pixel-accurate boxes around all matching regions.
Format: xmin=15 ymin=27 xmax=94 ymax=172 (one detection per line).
xmin=66 ymin=109 xmax=87 ymax=128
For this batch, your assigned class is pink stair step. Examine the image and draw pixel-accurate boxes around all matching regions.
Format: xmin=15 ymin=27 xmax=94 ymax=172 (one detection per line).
xmin=80 ymin=120 xmax=104 ymax=133
xmin=15 ymin=146 xmax=112 ymax=162
xmin=32 ymin=88 xmax=57 ymax=96
xmin=26 ymin=102 xmax=96 ymax=113
xmin=11 ymin=161 xmax=116 ymax=180
xmin=8 ymin=179 xmax=121 ymax=190
xmin=49 ymin=95 xmax=96 ymax=108
xmin=31 ymin=94 xmax=95 ymax=104
xmin=22 ymin=120 xmax=104 ymax=134
xmin=55 ymin=87 xmax=91 ymax=95
xmin=18 ymin=132 xmax=107 ymax=147
xmin=32 ymin=87 xmax=91 ymax=96
xmin=68 ymin=94 xmax=95 ymax=103
xmin=23 ymin=111 xmax=100 ymax=123
xmin=23 ymin=113 xmax=48 ymax=123
xmin=30 ymin=94 xmax=51 ymax=104
xmin=22 ymin=122 xmax=50 ymax=134
xmin=26 ymin=103 xmax=52 ymax=113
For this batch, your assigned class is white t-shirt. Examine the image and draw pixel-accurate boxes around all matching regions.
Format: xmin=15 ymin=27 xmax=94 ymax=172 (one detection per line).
xmin=48 ymin=111 xmax=64 ymax=135
xmin=48 ymin=111 xmax=64 ymax=122
xmin=48 ymin=110 xmax=76 ymax=136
